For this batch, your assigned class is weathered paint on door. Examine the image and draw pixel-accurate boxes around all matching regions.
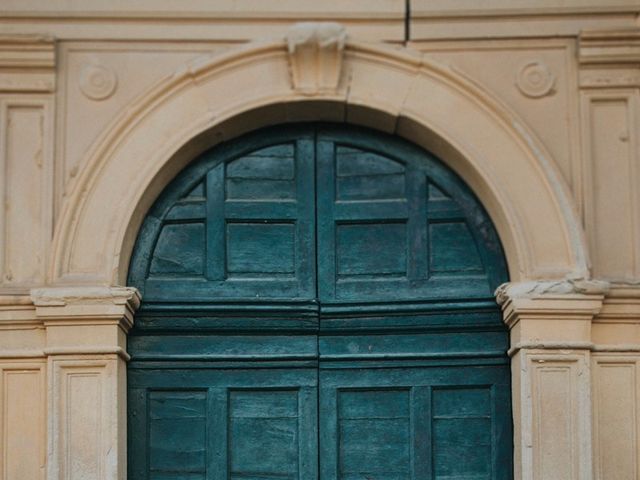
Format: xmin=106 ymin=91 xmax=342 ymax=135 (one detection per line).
xmin=128 ymin=124 xmax=512 ymax=480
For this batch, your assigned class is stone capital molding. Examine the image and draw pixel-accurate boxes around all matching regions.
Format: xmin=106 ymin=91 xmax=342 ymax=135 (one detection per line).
xmin=30 ymin=286 xmax=140 ymax=330
xmin=286 ymin=22 xmax=347 ymax=95
xmin=0 ymin=34 xmax=56 ymax=92
xmin=495 ymin=276 xmax=610 ymax=305
xmin=496 ymin=277 xmax=608 ymax=329
xmin=579 ymin=28 xmax=640 ymax=65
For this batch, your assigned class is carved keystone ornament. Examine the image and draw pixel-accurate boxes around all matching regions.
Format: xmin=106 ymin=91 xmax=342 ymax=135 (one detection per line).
xmin=286 ymin=22 xmax=347 ymax=95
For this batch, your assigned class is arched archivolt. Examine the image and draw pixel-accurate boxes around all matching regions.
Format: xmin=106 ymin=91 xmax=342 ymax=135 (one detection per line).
xmin=50 ymin=33 xmax=589 ymax=286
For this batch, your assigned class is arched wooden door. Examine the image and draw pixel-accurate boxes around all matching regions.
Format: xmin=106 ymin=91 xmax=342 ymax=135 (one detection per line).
xmin=127 ymin=124 xmax=512 ymax=480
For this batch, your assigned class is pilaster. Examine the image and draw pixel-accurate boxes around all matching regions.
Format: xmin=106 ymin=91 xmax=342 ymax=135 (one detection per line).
xmin=0 ymin=35 xmax=56 ymax=294
xmin=497 ymin=279 xmax=607 ymax=480
xmin=590 ymin=285 xmax=640 ymax=480
xmin=31 ymin=286 xmax=140 ymax=480
xmin=578 ymin=29 xmax=640 ymax=280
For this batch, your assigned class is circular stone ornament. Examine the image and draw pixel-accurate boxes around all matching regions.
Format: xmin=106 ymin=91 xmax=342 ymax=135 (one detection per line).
xmin=516 ymin=61 xmax=556 ymax=98
xmin=79 ymin=64 xmax=118 ymax=101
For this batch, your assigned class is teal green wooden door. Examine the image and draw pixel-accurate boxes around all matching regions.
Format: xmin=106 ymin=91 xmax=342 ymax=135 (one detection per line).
xmin=128 ymin=124 xmax=512 ymax=480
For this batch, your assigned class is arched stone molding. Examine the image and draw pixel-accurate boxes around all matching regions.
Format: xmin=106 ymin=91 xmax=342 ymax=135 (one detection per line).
xmin=50 ymin=24 xmax=589 ymax=286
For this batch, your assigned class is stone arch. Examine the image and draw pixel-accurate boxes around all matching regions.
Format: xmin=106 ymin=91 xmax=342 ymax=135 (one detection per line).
xmin=50 ymin=26 xmax=589 ymax=286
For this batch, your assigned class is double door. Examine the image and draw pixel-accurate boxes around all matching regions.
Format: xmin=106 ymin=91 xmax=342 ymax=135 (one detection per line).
xmin=127 ymin=125 xmax=512 ymax=480
xmin=129 ymin=363 xmax=511 ymax=480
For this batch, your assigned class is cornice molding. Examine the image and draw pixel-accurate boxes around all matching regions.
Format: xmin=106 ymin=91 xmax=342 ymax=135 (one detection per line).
xmin=0 ymin=34 xmax=56 ymax=92
xmin=579 ymin=28 xmax=640 ymax=65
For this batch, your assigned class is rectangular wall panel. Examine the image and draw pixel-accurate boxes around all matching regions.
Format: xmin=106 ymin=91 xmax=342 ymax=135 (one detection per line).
xmin=67 ymin=373 xmax=102 ymax=480
xmin=583 ymin=94 xmax=640 ymax=279
xmin=593 ymin=358 xmax=639 ymax=480
xmin=0 ymin=98 xmax=53 ymax=288
xmin=52 ymin=360 xmax=117 ymax=480
xmin=534 ymin=366 xmax=574 ymax=479
xmin=528 ymin=355 xmax=591 ymax=480
xmin=1 ymin=364 xmax=45 ymax=480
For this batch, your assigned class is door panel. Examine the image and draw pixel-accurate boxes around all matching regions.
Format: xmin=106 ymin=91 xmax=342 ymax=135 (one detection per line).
xmin=319 ymin=367 xmax=512 ymax=480
xmin=147 ymin=390 xmax=208 ymax=479
xmin=131 ymin=130 xmax=316 ymax=303
xmin=316 ymin=130 xmax=502 ymax=305
xmin=316 ymin=136 xmax=426 ymax=304
xmin=129 ymin=369 xmax=318 ymax=480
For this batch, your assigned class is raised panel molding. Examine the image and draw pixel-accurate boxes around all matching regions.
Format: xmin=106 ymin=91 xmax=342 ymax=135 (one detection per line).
xmin=49 ymin=359 xmax=120 ymax=480
xmin=592 ymin=356 xmax=640 ymax=480
xmin=580 ymin=92 xmax=640 ymax=280
xmin=0 ymin=363 xmax=46 ymax=480
xmin=578 ymin=29 xmax=640 ymax=282
xmin=0 ymin=98 xmax=54 ymax=291
xmin=523 ymin=353 xmax=593 ymax=480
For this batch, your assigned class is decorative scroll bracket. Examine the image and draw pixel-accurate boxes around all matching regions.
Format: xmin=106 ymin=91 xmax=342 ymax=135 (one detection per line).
xmin=286 ymin=22 xmax=347 ymax=95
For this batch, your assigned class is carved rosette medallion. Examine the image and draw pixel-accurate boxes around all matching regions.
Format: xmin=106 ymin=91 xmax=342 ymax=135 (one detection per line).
xmin=516 ymin=60 xmax=556 ymax=98
xmin=286 ymin=22 xmax=347 ymax=95
xmin=79 ymin=63 xmax=118 ymax=101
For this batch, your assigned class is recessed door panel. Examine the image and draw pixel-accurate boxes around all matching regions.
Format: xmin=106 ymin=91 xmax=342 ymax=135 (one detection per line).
xmin=316 ymin=130 xmax=502 ymax=305
xmin=129 ymin=369 xmax=318 ymax=480
xmin=131 ymin=130 xmax=316 ymax=303
xmin=147 ymin=390 xmax=207 ymax=479
xmin=336 ymin=389 xmax=412 ymax=479
xmin=319 ymin=367 xmax=512 ymax=480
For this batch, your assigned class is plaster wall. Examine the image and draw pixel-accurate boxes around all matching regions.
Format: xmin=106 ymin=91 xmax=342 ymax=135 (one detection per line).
xmin=0 ymin=2 xmax=639 ymax=479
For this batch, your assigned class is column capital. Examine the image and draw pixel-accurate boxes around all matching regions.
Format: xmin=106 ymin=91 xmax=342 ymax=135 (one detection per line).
xmin=496 ymin=278 xmax=608 ymax=325
xmin=496 ymin=278 xmax=608 ymax=354
xmin=31 ymin=286 xmax=140 ymax=330
xmin=31 ymin=286 xmax=141 ymax=360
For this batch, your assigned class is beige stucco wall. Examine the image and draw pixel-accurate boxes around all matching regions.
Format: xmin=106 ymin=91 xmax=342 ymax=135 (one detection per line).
xmin=0 ymin=2 xmax=639 ymax=479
